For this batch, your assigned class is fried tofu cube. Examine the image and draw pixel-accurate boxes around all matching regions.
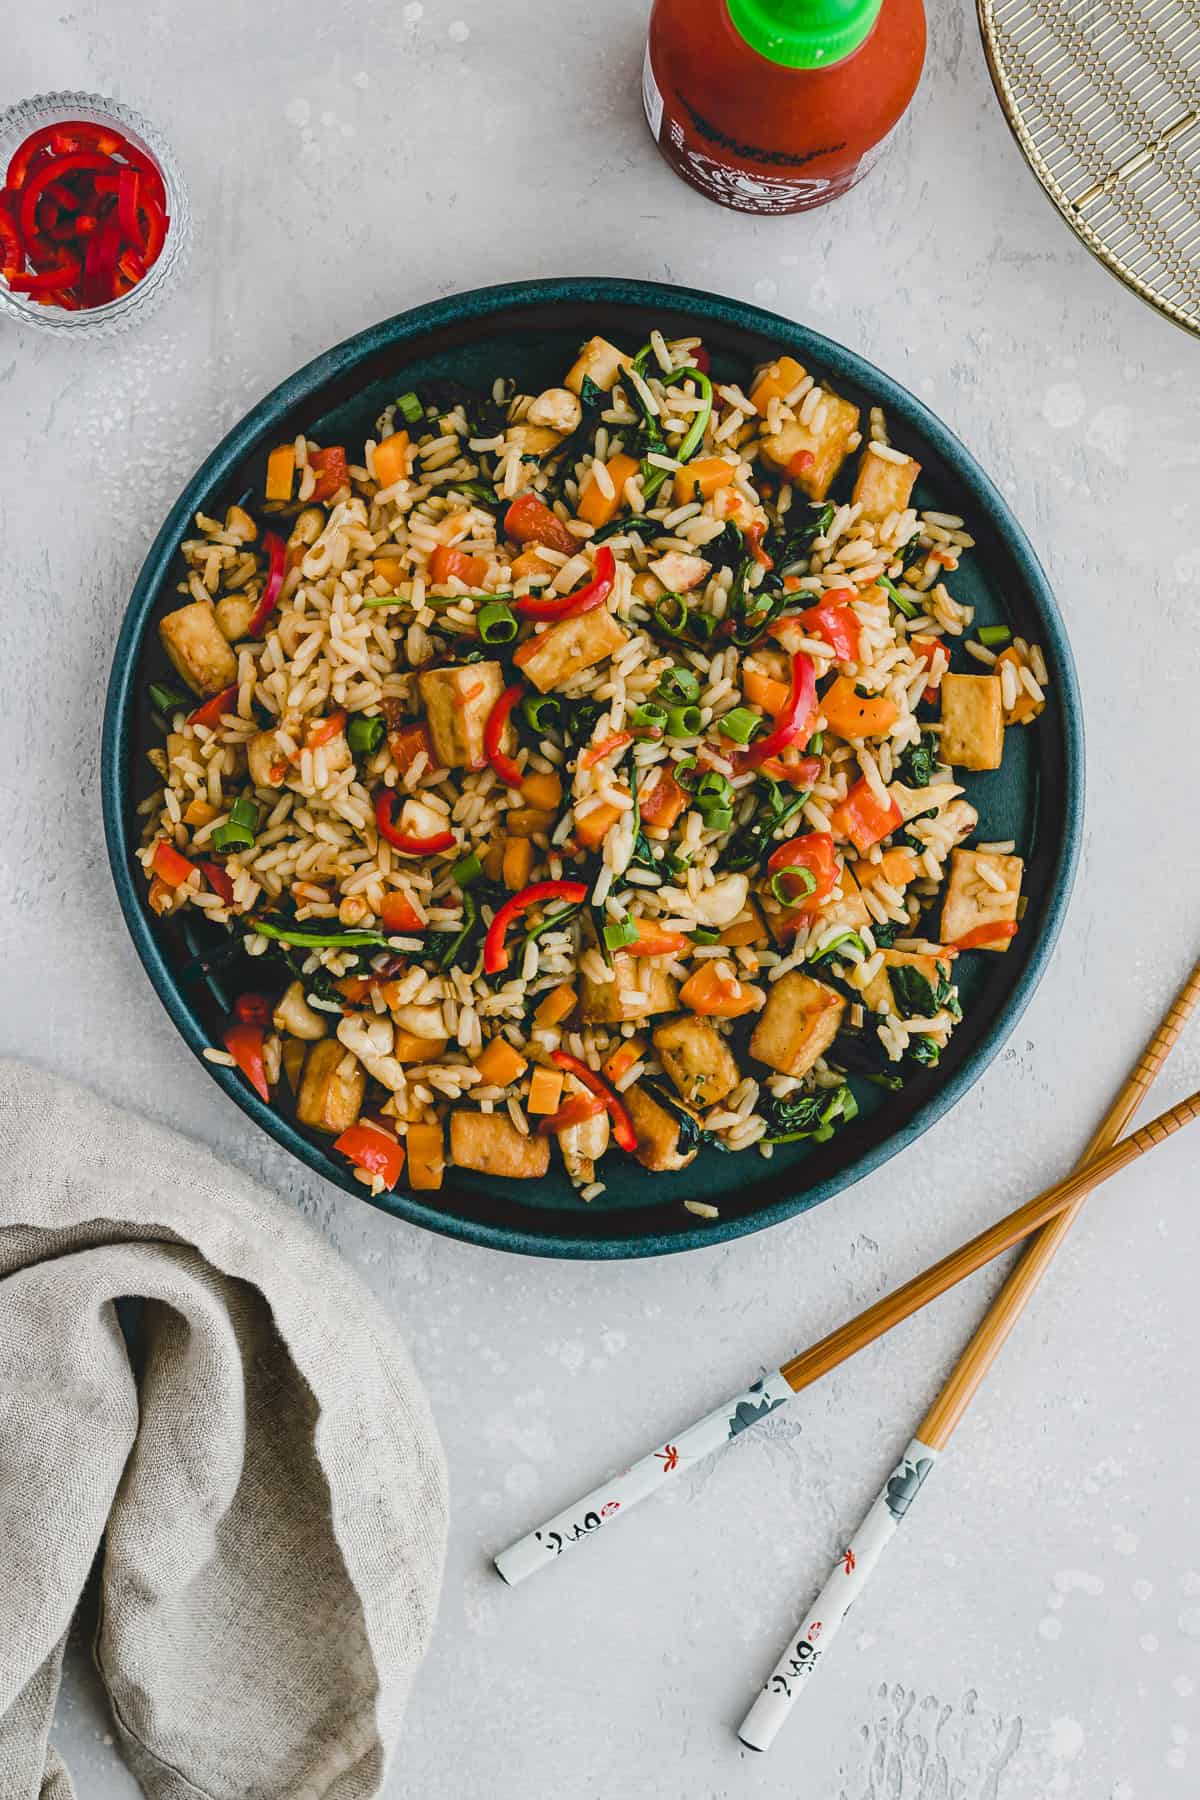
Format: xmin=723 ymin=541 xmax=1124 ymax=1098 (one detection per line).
xmin=564 ymin=335 xmax=630 ymax=395
xmin=417 ymin=660 xmax=507 ymax=769
xmin=624 ymin=1083 xmax=701 ymax=1173
xmin=158 ymin=600 xmax=238 ymax=697
xmin=449 ymin=1110 xmax=550 ymax=1179
xmin=858 ymin=949 xmax=950 ymax=1017
xmin=749 ymin=970 xmax=846 ymax=1077
xmin=649 ymin=551 xmax=710 ymax=593
xmin=939 ymin=848 xmax=1023 ymax=951
xmin=514 ymin=606 xmax=628 ymax=694
xmin=851 ymin=444 xmax=921 ymax=522
xmin=761 ymin=391 xmax=861 ymax=500
xmin=579 ymin=954 xmax=678 ymax=1024
xmin=889 ymin=779 xmax=964 ymax=823
xmin=938 ymin=673 xmax=1004 ymax=771
xmin=652 ymin=1015 xmax=739 ymax=1109
xmin=506 ymin=423 xmax=563 ymax=458
xmin=296 ymin=1039 xmax=366 ymax=1136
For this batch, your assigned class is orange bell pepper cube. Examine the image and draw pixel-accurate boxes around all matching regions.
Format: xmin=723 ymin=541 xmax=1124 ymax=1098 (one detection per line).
xmin=502 ymin=836 xmax=534 ymax=891
xmin=405 ymin=1121 xmax=445 ymax=1190
xmin=820 ymin=676 xmax=900 ymax=740
xmin=626 ymin=919 xmax=689 ymax=957
xmin=749 ymin=354 xmax=807 ymax=414
xmin=473 ymin=1037 xmax=529 ymax=1087
xmin=150 ymin=839 xmax=198 ymax=888
xmin=678 ymin=961 xmax=764 ymax=1019
xmin=527 ymin=1066 xmax=566 ymax=1114
xmin=430 ymin=542 xmax=488 ymax=587
xmin=305 ymin=710 xmax=346 ymax=749
xmin=577 ymin=452 xmax=639 ymax=528
xmin=742 ymin=666 xmax=791 ymax=718
xmin=265 ymin=444 xmax=296 ymax=502
xmin=602 ymin=1037 xmax=646 ymax=1085
xmin=392 ymin=1029 xmax=450 ymax=1062
xmin=520 ymin=769 xmax=563 ymax=810
xmin=380 ymin=890 xmax=424 ymax=933
xmin=374 ymin=556 xmax=406 ymax=587
xmin=511 ymin=546 xmax=558 ymax=581
xmin=574 ymin=798 xmax=624 ymax=850
xmin=830 ymin=777 xmax=903 ymax=854
xmin=860 ymin=847 xmax=919 ymax=892
xmin=334 ymin=1121 xmax=406 ymax=1189
xmin=672 ymin=456 xmax=735 ymax=506
xmin=373 ymin=430 xmax=410 ymax=487
xmin=637 ymin=764 xmax=689 ymax=830
xmin=719 ymin=901 xmax=767 ymax=948
xmin=533 ymin=984 xmax=576 ymax=1030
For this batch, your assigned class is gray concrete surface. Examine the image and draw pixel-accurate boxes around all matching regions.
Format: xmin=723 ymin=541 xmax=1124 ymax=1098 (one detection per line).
xmin=3 ymin=3 xmax=1199 ymax=1796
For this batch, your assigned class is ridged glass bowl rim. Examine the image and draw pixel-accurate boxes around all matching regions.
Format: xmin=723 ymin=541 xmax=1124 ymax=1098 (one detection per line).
xmin=0 ymin=90 xmax=190 ymax=334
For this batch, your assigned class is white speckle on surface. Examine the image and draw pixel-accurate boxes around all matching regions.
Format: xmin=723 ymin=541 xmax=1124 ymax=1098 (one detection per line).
xmin=285 ymin=97 xmax=311 ymax=126
xmin=448 ymin=18 xmax=470 ymax=39
xmin=352 ymin=70 xmax=369 ymax=88
xmin=1039 ymin=1616 xmax=1064 ymax=1641
xmin=1173 ymin=1675 xmax=1195 ymax=1697
xmin=1113 ymin=1784 xmax=1134 ymax=1800
xmin=1047 ymin=1716 xmax=1085 ymax=1762
xmin=1113 ymin=1526 xmax=1139 ymax=1555
xmin=753 ymin=277 xmax=778 ymax=303
xmin=1179 ymin=1609 xmax=1200 ymax=1637
xmin=1047 ymin=1592 xmax=1065 ymax=1610
xmin=1140 ymin=1634 xmax=1160 ymax=1654
xmin=1042 ymin=382 xmax=1087 ymax=428
xmin=1172 ymin=1725 xmax=1190 ymax=1745
xmin=1180 ymin=1571 xmax=1200 ymax=1597
xmin=1172 ymin=548 xmax=1200 ymax=586
xmin=403 ymin=0 xmax=423 ymax=19
xmin=320 ymin=109 xmax=337 ymax=128
xmin=1167 ymin=1747 xmax=1186 ymax=1771
xmin=1084 ymin=403 xmax=1131 ymax=467
xmin=1054 ymin=1568 xmax=1104 ymax=1596
xmin=1133 ymin=1579 xmax=1153 ymax=1602
xmin=599 ymin=1329 xmax=627 ymax=1357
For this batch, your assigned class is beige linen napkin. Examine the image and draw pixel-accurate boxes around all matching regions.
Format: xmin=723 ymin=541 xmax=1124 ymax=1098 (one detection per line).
xmin=0 ymin=1059 xmax=448 ymax=1800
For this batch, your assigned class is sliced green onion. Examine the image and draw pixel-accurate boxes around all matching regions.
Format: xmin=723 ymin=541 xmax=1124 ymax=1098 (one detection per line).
xmin=811 ymin=929 xmax=868 ymax=962
xmin=718 ymin=706 xmax=761 ymax=744
xmin=603 ymin=917 xmax=639 ymax=951
xmin=653 ymin=595 xmax=690 ymax=638
xmin=978 ymin=624 xmax=1012 ymax=647
xmin=698 ymin=804 xmax=733 ymax=833
xmin=212 ymin=794 xmax=259 ymax=853
xmin=523 ymin=694 xmax=562 ymax=734
xmin=396 ymin=390 xmax=423 ymax=423
xmin=689 ymin=611 xmax=718 ymax=641
xmin=249 ymin=920 xmax=386 ymax=949
xmin=453 ymin=852 xmax=483 ymax=887
xmin=360 ymin=594 xmax=407 ymax=610
xmin=879 ymin=574 xmax=918 ymax=619
xmin=657 ymin=666 xmax=701 ymax=706
xmin=695 ymin=770 xmax=732 ymax=805
xmin=769 ymin=865 xmax=818 ymax=907
xmin=630 ymin=701 xmax=669 ymax=732
xmin=672 ymin=756 xmax=700 ymax=793
xmin=346 ymin=714 xmax=385 ymax=755
xmin=666 ymin=703 xmax=702 ymax=738
xmin=148 ymin=680 xmax=189 ymax=714
xmin=478 ymin=601 xmax=518 ymax=645
xmin=806 ymin=731 xmax=824 ymax=756
xmin=524 ymin=901 xmax=582 ymax=944
xmin=662 ymin=366 xmax=714 ymax=467
xmin=688 ymin=926 xmax=721 ymax=945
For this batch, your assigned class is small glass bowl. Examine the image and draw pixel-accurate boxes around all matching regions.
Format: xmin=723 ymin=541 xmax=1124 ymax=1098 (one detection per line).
xmin=0 ymin=91 xmax=191 ymax=337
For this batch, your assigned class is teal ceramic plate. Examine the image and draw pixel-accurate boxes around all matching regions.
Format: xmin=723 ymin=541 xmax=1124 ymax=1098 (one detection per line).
xmin=102 ymin=278 xmax=1084 ymax=1258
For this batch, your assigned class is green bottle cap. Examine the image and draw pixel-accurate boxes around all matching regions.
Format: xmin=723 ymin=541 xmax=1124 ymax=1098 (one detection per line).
xmin=727 ymin=0 xmax=884 ymax=69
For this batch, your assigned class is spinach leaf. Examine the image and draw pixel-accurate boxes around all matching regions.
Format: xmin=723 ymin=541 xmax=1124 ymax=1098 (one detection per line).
xmin=723 ymin=555 xmax=789 ymax=649
xmin=722 ymin=776 xmax=809 ymax=873
xmin=643 ymin=1080 xmax=709 ymax=1155
xmin=762 ymin=1082 xmax=858 ymax=1145
xmin=897 ymin=730 xmax=940 ymax=788
xmin=765 ymin=500 xmax=835 ymax=573
xmin=907 ymin=1034 xmax=941 ymax=1067
xmin=421 ymin=378 xmax=508 ymax=443
xmin=701 ymin=521 xmax=744 ymax=572
xmin=889 ymin=962 xmax=961 ymax=1022
xmin=560 ymin=696 xmax=607 ymax=752
xmin=591 ymin=515 xmax=662 ymax=545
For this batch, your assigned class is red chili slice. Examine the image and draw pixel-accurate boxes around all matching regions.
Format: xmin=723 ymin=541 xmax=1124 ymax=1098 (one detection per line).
xmin=187 ymin=683 xmax=239 ymax=730
xmin=549 ymin=1050 xmax=638 ymax=1153
xmin=117 ymin=167 xmax=140 ymax=244
xmin=373 ymin=789 xmax=456 ymax=855
xmin=484 ymin=684 xmax=524 ymax=788
xmin=246 ymin=532 xmax=287 ymax=637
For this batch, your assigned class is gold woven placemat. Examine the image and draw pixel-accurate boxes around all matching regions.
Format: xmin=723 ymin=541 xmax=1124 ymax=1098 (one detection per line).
xmin=978 ymin=0 xmax=1200 ymax=337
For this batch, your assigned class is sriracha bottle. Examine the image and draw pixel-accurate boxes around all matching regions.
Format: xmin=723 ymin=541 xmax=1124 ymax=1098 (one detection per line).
xmin=643 ymin=0 xmax=926 ymax=215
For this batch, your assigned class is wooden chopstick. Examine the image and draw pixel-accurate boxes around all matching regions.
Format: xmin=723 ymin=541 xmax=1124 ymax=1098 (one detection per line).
xmin=496 ymin=961 xmax=1200 ymax=1591
xmin=739 ymin=958 xmax=1200 ymax=1752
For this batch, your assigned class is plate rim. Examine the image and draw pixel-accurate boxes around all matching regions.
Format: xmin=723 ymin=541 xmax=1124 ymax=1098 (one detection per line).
xmin=101 ymin=275 xmax=1085 ymax=1259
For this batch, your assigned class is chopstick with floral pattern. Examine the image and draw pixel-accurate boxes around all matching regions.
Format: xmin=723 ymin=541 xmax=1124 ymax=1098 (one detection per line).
xmin=738 ymin=957 xmax=1200 ymax=1751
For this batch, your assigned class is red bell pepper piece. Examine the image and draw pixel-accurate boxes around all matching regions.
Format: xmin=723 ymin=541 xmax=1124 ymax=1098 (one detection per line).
xmin=952 ymin=921 xmax=1018 ymax=950
xmin=771 ymin=589 xmax=861 ymax=662
xmin=334 ymin=1122 xmax=406 ymax=1189
xmin=504 ymin=492 xmax=578 ymax=557
xmin=911 ymin=636 xmax=945 ymax=704
xmin=429 ymin=543 xmax=488 ymax=587
xmin=8 ymin=254 xmax=81 ymax=294
xmin=17 ymin=150 xmax=112 ymax=244
xmin=745 ymin=522 xmax=774 ymax=570
xmin=150 ymin=839 xmax=199 ymax=888
xmin=4 ymin=124 xmax=69 ymax=187
xmin=246 ymin=531 xmax=287 ymax=637
xmin=744 ymin=652 xmax=817 ymax=766
xmin=580 ymin=730 xmax=633 ymax=771
xmin=690 ymin=345 xmax=711 ymax=373
xmin=830 ymin=777 xmax=902 ymax=855
xmin=550 ymin=1050 xmax=638 ymax=1153
xmin=0 ymin=206 xmax=21 ymax=280
xmin=484 ymin=684 xmax=525 ymax=788
xmin=767 ymin=831 xmax=839 ymax=915
xmin=187 ymin=682 xmax=239 ymax=730
xmin=308 ymin=445 xmax=349 ymax=503
xmin=305 ymin=709 xmax=347 ymax=749
xmin=233 ymin=992 xmax=274 ymax=1027
xmin=751 ymin=751 xmax=822 ymax=787
xmin=198 ymin=861 xmax=236 ymax=905
xmin=222 ymin=1020 xmax=271 ymax=1103
xmin=535 ymin=1093 xmax=607 ymax=1135
xmin=513 ymin=546 xmax=615 ymax=621
xmin=374 ymin=789 xmax=456 ymax=855
xmin=116 ymin=166 xmax=139 ymax=244
xmin=482 ymin=879 xmax=588 ymax=974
